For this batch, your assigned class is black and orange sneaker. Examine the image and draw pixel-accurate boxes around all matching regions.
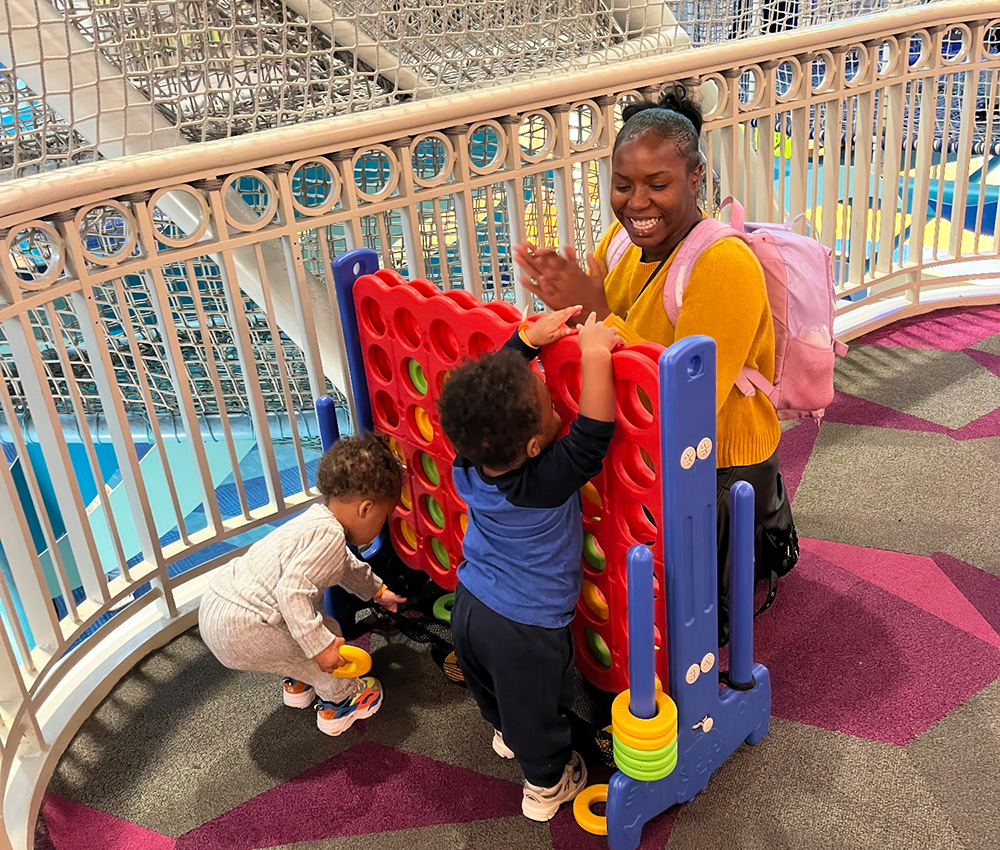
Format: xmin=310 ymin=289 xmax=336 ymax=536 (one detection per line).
xmin=282 ymin=678 xmax=316 ymax=709
xmin=314 ymin=676 xmax=383 ymax=736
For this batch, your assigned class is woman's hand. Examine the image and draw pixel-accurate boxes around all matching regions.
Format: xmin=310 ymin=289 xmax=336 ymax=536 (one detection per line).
xmin=522 ymin=304 xmax=583 ymax=347
xmin=514 ymin=243 xmax=610 ymax=318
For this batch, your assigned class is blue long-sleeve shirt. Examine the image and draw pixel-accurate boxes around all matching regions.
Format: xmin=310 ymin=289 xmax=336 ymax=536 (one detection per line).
xmin=454 ymin=334 xmax=615 ymax=628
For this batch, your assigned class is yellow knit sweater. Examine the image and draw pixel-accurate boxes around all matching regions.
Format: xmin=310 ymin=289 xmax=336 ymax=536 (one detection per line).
xmin=597 ymin=221 xmax=780 ymax=468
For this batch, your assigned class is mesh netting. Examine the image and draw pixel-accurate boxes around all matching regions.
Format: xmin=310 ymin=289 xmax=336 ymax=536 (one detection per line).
xmin=0 ymin=0 xmax=926 ymax=180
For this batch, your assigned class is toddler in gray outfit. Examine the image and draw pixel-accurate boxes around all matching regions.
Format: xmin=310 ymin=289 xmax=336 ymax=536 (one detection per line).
xmin=199 ymin=434 xmax=405 ymax=736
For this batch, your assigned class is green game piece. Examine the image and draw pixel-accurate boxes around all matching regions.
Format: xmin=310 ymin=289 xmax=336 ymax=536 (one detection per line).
xmin=432 ymin=592 xmax=455 ymax=623
xmin=408 ymin=359 xmax=428 ymax=396
xmin=430 ymin=537 xmax=450 ymax=569
xmin=585 ymin=628 xmax=612 ymax=668
xmin=426 ymin=495 xmax=445 ymax=528
xmin=583 ymin=533 xmax=606 ymax=571
xmin=421 ymin=453 xmax=440 ymax=486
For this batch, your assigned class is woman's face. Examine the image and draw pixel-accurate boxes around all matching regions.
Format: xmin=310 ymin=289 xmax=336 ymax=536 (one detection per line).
xmin=611 ymin=131 xmax=703 ymax=261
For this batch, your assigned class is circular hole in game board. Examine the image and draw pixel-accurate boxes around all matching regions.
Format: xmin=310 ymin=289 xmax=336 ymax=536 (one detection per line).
xmin=429 ymin=537 xmax=451 ymax=570
xmin=653 ymin=625 xmax=662 ymax=651
xmin=653 ymin=573 xmax=661 ymax=596
xmin=558 ymin=361 xmax=582 ymax=406
xmin=395 ymin=517 xmax=417 ymax=553
xmin=583 ymin=532 xmax=606 ymax=572
xmin=456 ymin=512 xmax=468 ymax=537
xmin=430 ymin=319 xmax=461 ymax=362
xmin=368 ymin=344 xmax=392 ymax=383
xmin=624 ymin=499 xmax=657 ymax=543
xmin=373 ymin=391 xmax=399 ymax=429
xmin=423 ymin=494 xmax=446 ymax=529
xmin=582 ymin=580 xmax=609 ymax=620
xmin=585 ymin=628 xmax=612 ymax=668
xmin=617 ymin=381 xmax=654 ymax=429
xmin=468 ymin=332 xmax=494 ymax=357
xmin=395 ymin=308 xmax=422 ymax=349
xmin=399 ymin=483 xmax=412 ymax=511
xmin=360 ymin=297 xmax=386 ymax=336
xmin=406 ymin=405 xmax=434 ymax=445
xmin=618 ymin=441 xmax=656 ymax=490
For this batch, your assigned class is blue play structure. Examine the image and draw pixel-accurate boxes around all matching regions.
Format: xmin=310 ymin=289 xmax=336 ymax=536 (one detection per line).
xmin=597 ymin=337 xmax=770 ymax=849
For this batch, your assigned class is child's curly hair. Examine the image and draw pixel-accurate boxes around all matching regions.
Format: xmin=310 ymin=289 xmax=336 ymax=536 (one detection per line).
xmin=316 ymin=432 xmax=403 ymax=501
xmin=437 ymin=349 xmax=542 ymax=469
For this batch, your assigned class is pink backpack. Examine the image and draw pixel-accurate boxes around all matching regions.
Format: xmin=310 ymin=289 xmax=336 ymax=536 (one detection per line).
xmin=609 ymin=197 xmax=847 ymax=420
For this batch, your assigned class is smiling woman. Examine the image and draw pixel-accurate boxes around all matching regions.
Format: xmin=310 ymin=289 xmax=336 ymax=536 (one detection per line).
xmin=513 ymin=83 xmax=799 ymax=646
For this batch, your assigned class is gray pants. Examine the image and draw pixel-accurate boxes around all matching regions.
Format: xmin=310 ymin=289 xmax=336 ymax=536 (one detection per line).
xmin=199 ymin=589 xmax=356 ymax=703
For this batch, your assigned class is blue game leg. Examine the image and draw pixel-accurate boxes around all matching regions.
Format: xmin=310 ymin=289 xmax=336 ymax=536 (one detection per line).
xmin=604 ymin=337 xmax=772 ymax=850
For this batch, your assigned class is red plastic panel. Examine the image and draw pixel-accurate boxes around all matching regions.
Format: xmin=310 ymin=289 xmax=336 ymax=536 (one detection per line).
xmin=354 ymin=273 xmax=667 ymax=693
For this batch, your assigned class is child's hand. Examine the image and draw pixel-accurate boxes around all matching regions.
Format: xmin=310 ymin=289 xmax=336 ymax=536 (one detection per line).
xmin=376 ymin=589 xmax=406 ymax=612
xmin=522 ymin=304 xmax=583 ymax=348
xmin=577 ymin=312 xmax=621 ymax=355
xmin=313 ymin=636 xmax=347 ymax=673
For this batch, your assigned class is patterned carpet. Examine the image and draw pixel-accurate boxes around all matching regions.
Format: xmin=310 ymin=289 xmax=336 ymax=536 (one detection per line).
xmin=36 ymin=306 xmax=1000 ymax=850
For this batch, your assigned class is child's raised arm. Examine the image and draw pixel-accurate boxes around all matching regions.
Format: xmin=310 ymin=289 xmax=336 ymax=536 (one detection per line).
xmin=577 ymin=312 xmax=619 ymax=422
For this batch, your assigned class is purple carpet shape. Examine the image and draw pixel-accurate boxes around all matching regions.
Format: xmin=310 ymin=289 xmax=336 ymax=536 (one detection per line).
xmin=755 ymin=547 xmax=1000 ymax=745
xmin=776 ymin=420 xmax=819 ymax=500
xmin=854 ymin=306 xmax=1000 ymax=350
xmin=932 ymin=552 xmax=1000 ymax=635
xmin=176 ymin=741 xmax=523 ymax=849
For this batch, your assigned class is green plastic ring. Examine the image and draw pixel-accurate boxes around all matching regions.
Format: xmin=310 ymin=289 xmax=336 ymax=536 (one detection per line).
xmin=421 ymin=453 xmax=440 ymax=486
xmin=425 ymin=495 xmax=445 ymax=529
xmin=585 ymin=628 xmax=612 ymax=668
xmin=583 ymin=533 xmax=606 ymax=571
xmin=430 ymin=537 xmax=450 ymax=569
xmin=612 ymin=734 xmax=677 ymax=769
xmin=408 ymin=359 xmax=428 ymax=396
xmin=612 ymin=739 xmax=677 ymax=781
xmin=433 ymin=592 xmax=455 ymax=623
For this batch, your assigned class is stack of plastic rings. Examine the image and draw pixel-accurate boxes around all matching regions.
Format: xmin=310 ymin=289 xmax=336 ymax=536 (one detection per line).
xmin=611 ymin=679 xmax=678 ymax=780
xmin=332 ymin=645 xmax=372 ymax=678
xmin=573 ymin=680 xmax=678 ymax=836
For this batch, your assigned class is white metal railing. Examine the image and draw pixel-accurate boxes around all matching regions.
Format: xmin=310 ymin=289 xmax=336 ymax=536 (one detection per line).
xmin=2 ymin=2 xmax=1000 ymax=846
xmin=0 ymin=0 xmax=925 ymax=180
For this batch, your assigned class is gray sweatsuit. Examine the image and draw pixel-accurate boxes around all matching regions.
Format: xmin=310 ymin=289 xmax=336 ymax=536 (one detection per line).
xmin=199 ymin=502 xmax=383 ymax=702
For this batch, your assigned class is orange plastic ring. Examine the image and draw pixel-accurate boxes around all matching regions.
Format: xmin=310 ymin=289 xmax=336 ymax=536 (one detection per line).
xmin=613 ymin=714 xmax=677 ymax=751
xmin=573 ymin=784 xmax=608 ymax=836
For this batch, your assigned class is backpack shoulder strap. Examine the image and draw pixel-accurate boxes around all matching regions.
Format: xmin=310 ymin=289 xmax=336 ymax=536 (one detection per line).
xmin=605 ymin=226 xmax=632 ymax=272
xmin=663 ymin=218 xmax=742 ymax=325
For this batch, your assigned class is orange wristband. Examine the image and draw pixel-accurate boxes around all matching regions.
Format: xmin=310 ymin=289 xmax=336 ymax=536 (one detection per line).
xmin=518 ymin=326 xmax=539 ymax=349
xmin=374 ymin=583 xmax=387 ymax=599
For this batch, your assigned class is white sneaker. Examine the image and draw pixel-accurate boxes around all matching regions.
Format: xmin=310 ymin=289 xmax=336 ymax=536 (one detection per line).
xmin=521 ymin=751 xmax=587 ymax=822
xmin=492 ymin=729 xmax=515 ymax=759
xmin=281 ymin=678 xmax=316 ymax=708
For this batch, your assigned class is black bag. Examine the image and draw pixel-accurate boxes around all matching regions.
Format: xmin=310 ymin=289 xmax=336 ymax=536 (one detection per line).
xmin=716 ymin=453 xmax=799 ymax=646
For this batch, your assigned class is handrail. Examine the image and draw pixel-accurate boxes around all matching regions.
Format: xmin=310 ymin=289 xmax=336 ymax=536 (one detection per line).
xmin=1 ymin=0 xmax=998 ymax=229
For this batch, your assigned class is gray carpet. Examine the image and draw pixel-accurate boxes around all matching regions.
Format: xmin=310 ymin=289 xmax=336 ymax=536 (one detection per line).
xmin=37 ymin=305 xmax=1000 ymax=850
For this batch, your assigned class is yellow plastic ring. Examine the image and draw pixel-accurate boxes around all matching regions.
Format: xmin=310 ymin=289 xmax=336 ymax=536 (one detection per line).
xmin=332 ymin=645 xmax=372 ymax=678
xmin=572 ymin=784 xmax=608 ymax=836
xmin=399 ymin=519 xmax=417 ymax=550
xmin=582 ymin=580 xmax=609 ymax=620
xmin=414 ymin=406 xmax=434 ymax=442
xmin=611 ymin=689 xmax=678 ymax=742
xmin=612 ymin=714 xmax=677 ymax=750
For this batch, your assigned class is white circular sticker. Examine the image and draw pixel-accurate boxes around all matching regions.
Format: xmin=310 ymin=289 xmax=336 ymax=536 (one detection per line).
xmin=701 ymin=716 xmax=714 ymax=733
xmin=685 ymin=663 xmax=700 ymax=684
xmin=697 ymin=438 xmax=712 ymax=460
xmin=700 ymin=652 xmax=715 ymax=673
xmin=680 ymin=447 xmax=696 ymax=469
